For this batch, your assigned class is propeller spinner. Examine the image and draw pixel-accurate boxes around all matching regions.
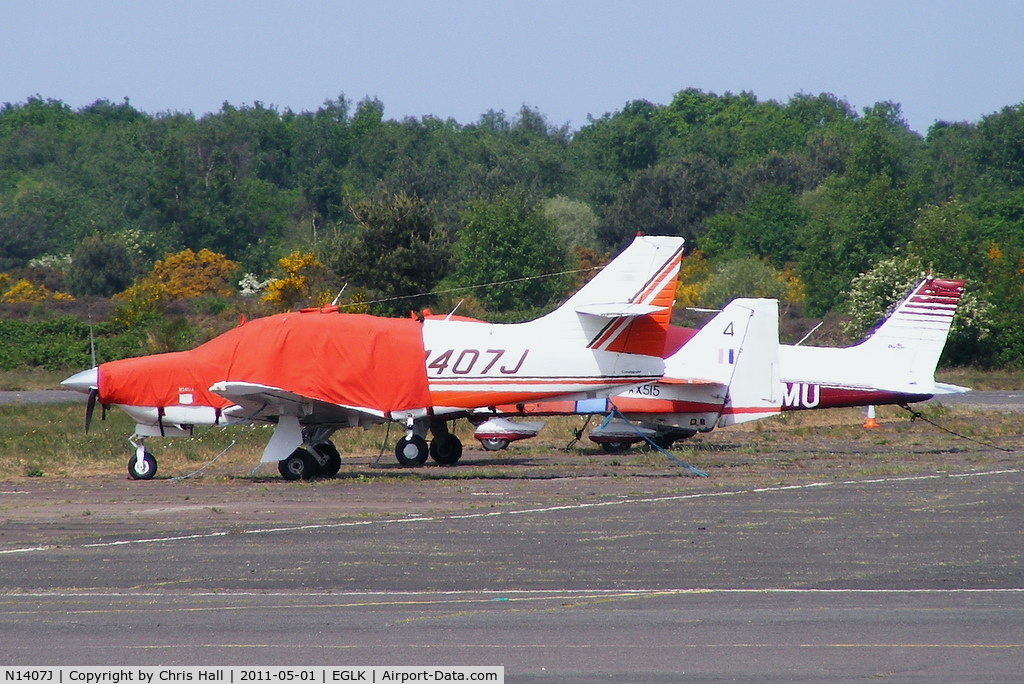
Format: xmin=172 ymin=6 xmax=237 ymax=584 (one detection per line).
xmin=61 ymin=367 xmax=100 ymax=432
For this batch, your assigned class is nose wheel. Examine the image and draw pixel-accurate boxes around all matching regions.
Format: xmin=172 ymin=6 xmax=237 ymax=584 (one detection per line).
xmin=128 ymin=439 xmax=158 ymax=480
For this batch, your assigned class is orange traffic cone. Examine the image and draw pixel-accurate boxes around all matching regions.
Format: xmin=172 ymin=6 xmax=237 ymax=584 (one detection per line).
xmin=862 ymin=405 xmax=880 ymax=429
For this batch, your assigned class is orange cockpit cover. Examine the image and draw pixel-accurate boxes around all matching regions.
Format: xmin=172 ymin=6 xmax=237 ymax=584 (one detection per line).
xmin=98 ymin=310 xmax=432 ymax=414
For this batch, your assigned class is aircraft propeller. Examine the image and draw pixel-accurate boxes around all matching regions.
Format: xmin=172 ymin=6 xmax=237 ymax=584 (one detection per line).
xmin=61 ymin=367 xmax=103 ymax=434
xmin=85 ymin=387 xmax=98 ymax=433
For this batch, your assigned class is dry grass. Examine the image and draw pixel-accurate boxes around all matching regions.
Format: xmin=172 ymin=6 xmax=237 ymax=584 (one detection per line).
xmin=3 ymin=367 xmax=1015 ymax=393
xmin=0 ymin=369 xmax=72 ymax=391
xmin=936 ymin=367 xmax=1024 ymax=390
xmin=1 ymin=398 xmax=1020 ymax=484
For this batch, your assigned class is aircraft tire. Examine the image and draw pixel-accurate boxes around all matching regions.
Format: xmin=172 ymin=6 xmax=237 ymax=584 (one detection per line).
xmin=429 ymin=433 xmax=463 ymax=465
xmin=479 ymin=437 xmax=510 ymax=451
xmin=600 ymin=441 xmax=631 ymax=454
xmin=395 ymin=434 xmax=429 ymax=467
xmin=128 ymin=450 xmax=158 ymax=480
xmin=279 ymin=448 xmax=320 ymax=480
xmin=652 ymin=434 xmax=677 ymax=449
xmin=316 ymin=442 xmax=342 ymax=477
xmin=651 ymin=429 xmax=697 ymax=450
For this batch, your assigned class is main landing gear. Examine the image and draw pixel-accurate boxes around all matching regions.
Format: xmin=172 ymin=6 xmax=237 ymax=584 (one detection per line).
xmin=126 ymin=421 xmax=464 ymax=482
xmin=273 ymin=420 xmax=462 ymax=479
xmin=394 ymin=420 xmax=463 ymax=467
xmin=597 ymin=428 xmax=698 ymax=453
xmin=278 ymin=442 xmax=342 ymax=481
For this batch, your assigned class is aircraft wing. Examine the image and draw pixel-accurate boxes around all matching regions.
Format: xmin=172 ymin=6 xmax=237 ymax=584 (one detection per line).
xmin=213 ymin=380 xmax=431 ymax=464
xmin=213 ymin=381 xmax=427 ymax=426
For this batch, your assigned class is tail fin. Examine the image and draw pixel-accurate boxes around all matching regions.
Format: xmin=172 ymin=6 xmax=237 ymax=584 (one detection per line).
xmin=664 ymin=298 xmax=781 ymax=426
xmin=857 ymin=278 xmax=964 ymax=366
xmin=536 ymin=234 xmax=684 ymax=357
xmin=715 ymin=299 xmax=781 ymax=426
xmin=779 ymin=278 xmax=965 ymax=393
xmin=613 ymin=299 xmax=780 ymax=433
xmin=421 ymin=235 xmax=683 ymax=408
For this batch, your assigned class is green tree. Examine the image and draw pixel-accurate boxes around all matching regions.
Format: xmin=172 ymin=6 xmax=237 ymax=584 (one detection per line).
xmin=66 ymin=233 xmax=138 ymax=297
xmin=327 ymin=192 xmax=450 ymax=315
xmin=797 ymin=105 xmax=922 ymax=314
xmin=798 ymin=176 xmax=916 ymax=314
xmin=0 ymin=97 xmax=77 ymax=171
xmin=846 ymin=102 xmax=917 ymax=186
xmin=0 ymin=177 xmax=69 ymax=268
xmin=290 ymin=96 xmax=356 ymax=224
xmin=923 ymin=121 xmax=979 ymax=202
xmin=543 ymin=196 xmax=600 ymax=250
xmin=906 ymin=200 xmax=986 ymax=278
xmin=974 ymin=103 xmax=1024 ymax=189
xmin=571 ymin=99 xmax=663 ymax=204
xmin=698 ymin=257 xmax=790 ymax=309
xmin=449 ymin=190 xmax=571 ymax=313
xmin=699 ymin=186 xmax=805 ymax=267
xmin=145 ymin=105 xmax=295 ymax=269
xmin=599 ymin=156 xmax=727 ymax=248
xmin=8 ymin=89 xmax=1024 ymax=367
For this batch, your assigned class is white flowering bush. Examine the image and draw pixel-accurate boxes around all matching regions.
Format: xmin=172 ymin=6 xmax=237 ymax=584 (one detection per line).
xmin=28 ymin=254 xmax=72 ymax=270
xmin=238 ymin=272 xmax=272 ymax=297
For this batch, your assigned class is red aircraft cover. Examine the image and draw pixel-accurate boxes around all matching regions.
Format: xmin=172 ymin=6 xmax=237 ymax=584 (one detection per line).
xmin=99 ymin=310 xmax=432 ymax=415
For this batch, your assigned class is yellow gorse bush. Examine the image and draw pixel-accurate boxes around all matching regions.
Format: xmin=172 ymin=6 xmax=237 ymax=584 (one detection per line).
xmin=0 ymin=277 xmax=75 ymax=303
xmin=674 ymin=250 xmax=711 ymax=308
xmin=261 ymin=251 xmax=326 ymax=311
xmin=115 ymin=248 xmax=239 ymax=302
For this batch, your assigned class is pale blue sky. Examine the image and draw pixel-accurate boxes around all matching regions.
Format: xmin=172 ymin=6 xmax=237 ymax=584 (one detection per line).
xmin=2 ymin=0 xmax=1022 ymax=134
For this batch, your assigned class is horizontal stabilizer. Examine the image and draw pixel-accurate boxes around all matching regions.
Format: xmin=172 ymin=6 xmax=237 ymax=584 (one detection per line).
xmin=932 ymin=382 xmax=971 ymax=395
xmin=536 ymin=234 xmax=683 ymax=357
xmin=575 ymin=302 xmax=668 ymax=318
xmin=657 ymin=377 xmax=725 ymax=387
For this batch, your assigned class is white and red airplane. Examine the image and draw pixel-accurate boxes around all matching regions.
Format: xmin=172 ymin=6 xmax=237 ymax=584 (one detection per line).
xmin=472 ymin=297 xmax=781 ymax=450
xmin=482 ymin=277 xmax=967 ymax=451
xmin=61 ymin=235 xmax=684 ymax=480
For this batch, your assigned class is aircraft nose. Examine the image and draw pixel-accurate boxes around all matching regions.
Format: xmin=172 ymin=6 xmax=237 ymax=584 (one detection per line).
xmin=61 ymin=367 xmax=98 ymax=393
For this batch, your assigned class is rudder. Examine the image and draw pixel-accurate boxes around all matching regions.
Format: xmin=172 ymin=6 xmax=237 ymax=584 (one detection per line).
xmin=563 ymin=235 xmax=684 ymax=357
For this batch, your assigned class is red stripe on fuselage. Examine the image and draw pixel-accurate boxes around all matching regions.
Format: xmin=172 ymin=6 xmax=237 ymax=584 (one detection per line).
xmin=781 ymin=383 xmax=932 ymax=410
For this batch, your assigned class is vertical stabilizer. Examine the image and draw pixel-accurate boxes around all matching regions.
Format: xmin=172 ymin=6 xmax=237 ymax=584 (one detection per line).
xmin=779 ymin=278 xmax=965 ymax=393
xmin=716 ymin=299 xmax=781 ymax=426
xmin=421 ymin=235 xmax=684 ymax=408
xmin=615 ymin=298 xmax=780 ymax=434
xmin=663 ymin=298 xmax=781 ymax=426
xmin=856 ymin=278 xmax=964 ymax=377
xmin=550 ymin=234 xmax=684 ymax=357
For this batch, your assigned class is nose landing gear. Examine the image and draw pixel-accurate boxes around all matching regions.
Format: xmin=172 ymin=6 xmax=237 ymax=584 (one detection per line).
xmin=127 ymin=436 xmax=158 ymax=480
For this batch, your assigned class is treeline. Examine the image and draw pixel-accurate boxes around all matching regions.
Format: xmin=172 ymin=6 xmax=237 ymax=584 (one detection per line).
xmin=1 ymin=90 xmax=1023 ymax=367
